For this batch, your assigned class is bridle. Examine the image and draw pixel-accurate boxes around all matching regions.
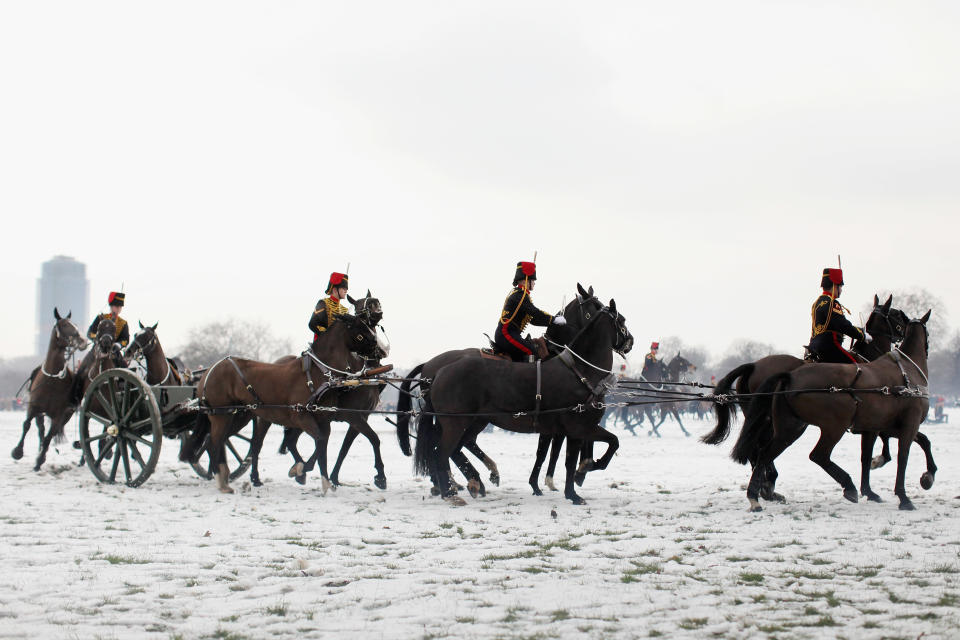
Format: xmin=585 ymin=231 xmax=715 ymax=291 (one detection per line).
xmin=129 ymin=329 xmax=174 ymax=384
xmin=856 ymin=304 xmax=907 ymax=360
xmin=42 ymin=320 xmax=85 ymax=378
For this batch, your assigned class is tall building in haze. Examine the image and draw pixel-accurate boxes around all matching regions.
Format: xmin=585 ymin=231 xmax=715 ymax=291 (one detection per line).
xmin=35 ymin=256 xmax=89 ymax=356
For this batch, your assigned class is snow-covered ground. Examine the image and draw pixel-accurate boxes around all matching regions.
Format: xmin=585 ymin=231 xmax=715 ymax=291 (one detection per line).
xmin=0 ymin=408 xmax=958 ymax=639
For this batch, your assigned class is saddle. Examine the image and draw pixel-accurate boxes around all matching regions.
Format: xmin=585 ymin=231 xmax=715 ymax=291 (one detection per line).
xmin=480 ymin=349 xmax=511 ymax=361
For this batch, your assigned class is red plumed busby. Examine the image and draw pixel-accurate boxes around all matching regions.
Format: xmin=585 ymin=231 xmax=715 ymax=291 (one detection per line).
xmin=820 ymin=268 xmax=843 ymax=290
xmin=513 ymin=261 xmax=537 ymax=286
xmin=650 ymin=341 xmax=659 ymax=350
xmin=325 ymin=272 xmax=349 ymax=296
xmin=107 ymin=292 xmax=125 ymax=307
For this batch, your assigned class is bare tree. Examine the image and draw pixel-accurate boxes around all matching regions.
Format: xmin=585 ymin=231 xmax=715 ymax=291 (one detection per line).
xmin=176 ymin=319 xmax=292 ymax=369
xmin=929 ymin=329 xmax=960 ymax=397
xmin=708 ymin=339 xmax=779 ymax=380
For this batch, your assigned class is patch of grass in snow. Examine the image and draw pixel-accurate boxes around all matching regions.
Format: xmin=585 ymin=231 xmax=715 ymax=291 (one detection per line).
xmin=438 ymin=522 xmax=454 ymax=529
xmin=809 ymin=557 xmax=833 ymax=565
xmin=808 ymin=615 xmax=838 ymax=627
xmin=937 ymin=592 xmax=958 ymax=607
xmin=455 ymin=616 xmax=476 ymax=624
xmin=158 ymin=593 xmax=175 ymax=599
xmin=203 ymin=629 xmax=250 ymax=640
xmin=725 ymin=555 xmax=752 ymax=562
xmin=521 ymin=566 xmax=546 ymax=574
xmin=99 ymin=553 xmax=149 ymax=565
xmin=550 ymin=609 xmax=570 ymax=621
xmin=228 ymin=583 xmax=249 ymax=592
xmin=769 ymin=539 xmax=802 ymax=548
xmin=482 ymin=549 xmax=537 ymax=562
xmin=502 ymin=606 xmax=528 ymax=623
xmin=788 ymin=569 xmax=832 ymax=580
xmin=855 ymin=567 xmax=880 ymax=578
xmin=677 ymin=617 xmax=707 ymax=630
xmin=264 ymin=599 xmax=288 ymax=616
xmin=647 ymin=630 xmax=663 ymax=637
xmin=887 ymin=592 xmax=920 ymax=604
xmin=863 ymin=620 xmax=880 ymax=629
xmin=738 ymin=572 xmax=763 ymax=584
xmin=911 ymin=578 xmax=931 ymax=587
xmin=931 ymin=563 xmax=959 ymax=574
xmin=803 ymin=590 xmax=840 ymax=607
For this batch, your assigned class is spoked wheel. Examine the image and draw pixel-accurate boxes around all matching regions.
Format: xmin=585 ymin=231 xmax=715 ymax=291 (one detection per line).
xmin=187 ymin=418 xmax=254 ymax=481
xmin=78 ymin=368 xmax=163 ymax=487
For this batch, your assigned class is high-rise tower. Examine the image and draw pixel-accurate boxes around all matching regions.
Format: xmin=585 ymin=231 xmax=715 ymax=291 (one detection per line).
xmin=35 ymin=256 xmax=89 ymax=356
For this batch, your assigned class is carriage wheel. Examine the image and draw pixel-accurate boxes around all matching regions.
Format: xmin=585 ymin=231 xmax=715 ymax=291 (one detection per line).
xmin=186 ymin=418 xmax=254 ymax=481
xmin=78 ymin=368 xmax=162 ymax=487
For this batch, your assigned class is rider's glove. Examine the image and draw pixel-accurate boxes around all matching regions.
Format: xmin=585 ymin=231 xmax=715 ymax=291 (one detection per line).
xmin=862 ymin=331 xmax=872 ymax=344
xmin=552 ymin=315 xmax=567 ymax=326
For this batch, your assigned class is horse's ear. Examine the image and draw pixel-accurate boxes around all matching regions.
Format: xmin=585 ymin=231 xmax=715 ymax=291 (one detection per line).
xmin=882 ymin=296 xmax=892 ymax=313
xmin=67 ymin=310 xmax=71 ymax=319
xmin=347 ymin=294 xmax=357 ymax=306
xmin=920 ymin=309 xmax=931 ymax=325
xmin=577 ymin=283 xmax=588 ymax=299
xmin=609 ymin=299 xmax=616 ymax=313
xmin=54 ymin=307 xmax=61 ymax=320
xmin=588 ymin=285 xmax=594 ymax=296
xmin=139 ymin=320 xmax=144 ymax=329
xmin=874 ymin=294 xmax=879 ymax=306
xmin=151 ymin=322 xmax=158 ymax=331
xmin=366 ymin=289 xmax=371 ymax=298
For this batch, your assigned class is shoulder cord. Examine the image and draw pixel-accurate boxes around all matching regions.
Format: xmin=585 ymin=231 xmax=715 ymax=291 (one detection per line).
xmin=501 ymin=282 xmax=528 ymax=326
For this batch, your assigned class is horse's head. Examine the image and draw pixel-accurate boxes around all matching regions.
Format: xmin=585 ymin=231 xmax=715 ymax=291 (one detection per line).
xmin=347 ymin=290 xmax=384 ymax=328
xmin=607 ymin=299 xmax=634 ymax=357
xmin=95 ymin=317 xmax=116 ymax=354
xmin=865 ymin=294 xmax=908 ymax=345
xmin=52 ymin=307 xmax=88 ymax=351
xmin=318 ymin=313 xmax=381 ymax=359
xmin=668 ymin=352 xmax=696 ymax=382
xmin=545 ymin=283 xmax=603 ymax=346
xmin=903 ymin=310 xmax=931 ymax=359
xmin=125 ymin=321 xmax=160 ymax=361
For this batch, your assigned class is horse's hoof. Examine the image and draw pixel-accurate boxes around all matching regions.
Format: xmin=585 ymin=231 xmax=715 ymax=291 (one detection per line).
xmin=574 ymin=473 xmax=586 ymax=487
xmin=768 ymin=492 xmax=786 ymax=503
xmin=11 ymin=447 xmax=23 ymax=460
xmin=467 ymin=479 xmax=481 ymax=499
xmin=288 ymin=462 xmax=304 ymax=478
xmin=489 ymin=472 xmax=500 ymax=486
xmin=683 ymin=431 xmax=691 ymax=437
xmin=748 ymin=499 xmax=763 ymax=512
xmin=566 ymin=493 xmax=586 ymax=505
xmin=321 ymin=477 xmax=332 ymax=496
xmin=251 ymin=479 xmax=263 ymax=488
xmin=843 ymin=488 xmax=859 ymax=503
xmin=374 ymin=475 xmax=387 ymax=490
xmin=532 ymin=487 xmax=543 ymax=496
xmin=920 ymin=472 xmax=934 ymax=490
xmin=72 ymin=440 xmax=81 ymax=450
xmin=870 ymin=456 xmax=887 ymax=470
xmin=899 ymin=499 xmax=916 ymax=511
xmin=219 ymin=486 xmax=235 ymax=494
xmin=330 ymin=476 xmax=341 ymax=487
xmin=544 ymin=476 xmax=557 ymax=492
xmin=430 ymin=486 xmax=440 ymax=496
xmin=863 ymin=491 xmax=883 ymax=503
xmin=444 ymin=495 xmax=467 ymax=506
xmin=295 ymin=474 xmax=306 ymax=486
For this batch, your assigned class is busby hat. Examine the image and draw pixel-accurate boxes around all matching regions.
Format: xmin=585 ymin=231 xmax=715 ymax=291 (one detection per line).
xmin=325 ymin=272 xmax=349 ymax=296
xmin=820 ymin=268 xmax=844 ymax=290
xmin=107 ymin=292 xmax=125 ymax=307
xmin=650 ymin=341 xmax=659 ymax=350
xmin=513 ymin=261 xmax=537 ymax=286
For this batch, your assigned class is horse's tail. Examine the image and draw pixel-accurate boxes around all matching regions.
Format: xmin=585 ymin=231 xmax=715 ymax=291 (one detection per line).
xmin=396 ymin=363 xmax=425 ymax=457
xmin=701 ymin=363 xmax=754 ymax=445
xmin=412 ymin=396 xmax=438 ymax=477
xmin=731 ymin=372 xmax=790 ymax=465
xmin=16 ymin=367 xmax=40 ymax=398
xmin=179 ymin=412 xmax=210 ymax=463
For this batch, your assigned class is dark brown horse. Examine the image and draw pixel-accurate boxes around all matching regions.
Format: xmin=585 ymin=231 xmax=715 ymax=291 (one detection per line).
xmin=124 ymin=322 xmax=183 ymax=386
xmin=13 ymin=309 xmax=87 ymax=466
xmin=195 ymin=314 xmax=379 ymax=493
xmin=732 ymin=311 xmax=931 ymax=511
xmin=249 ymin=292 xmax=393 ymax=489
xmin=416 ymin=297 xmax=633 ymax=505
xmin=703 ymin=295 xmax=935 ymax=503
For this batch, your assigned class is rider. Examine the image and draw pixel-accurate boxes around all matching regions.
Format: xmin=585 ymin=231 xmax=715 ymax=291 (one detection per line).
xmin=641 ymin=342 xmax=660 ymax=380
xmin=309 ymin=272 xmax=350 ymax=342
xmin=87 ymin=291 xmax=130 ymax=352
xmin=807 ymin=267 xmax=868 ymax=363
xmin=494 ymin=261 xmax=565 ymax=362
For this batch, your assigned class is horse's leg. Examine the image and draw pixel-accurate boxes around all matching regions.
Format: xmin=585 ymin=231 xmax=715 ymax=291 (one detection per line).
xmin=209 ymin=415 xmax=234 ymax=493
xmin=308 ymin=416 xmax=333 ymax=495
xmin=807 ymin=428 xmax=857 ymax=504
xmin=463 ymin=438 xmax=499 ymax=486
xmin=34 ymin=415 xmax=59 ymax=472
xmin=249 ymin=418 xmax=270 ymax=488
xmin=894 ymin=429 xmax=917 ymax=510
xmin=871 ymin=434 xmax=892 ymax=470
xmin=545 ymin=434 xmax=564 ymax=491
xmin=434 ymin=419 xmax=472 ymax=505
xmin=562 ymin=438 xmax=586 ymax=505
xmin=330 ymin=427 xmax=360 ymax=487
xmin=747 ymin=418 xmax=807 ymax=512
xmin=284 ymin=428 xmax=308 ymax=484
xmin=673 ymin=407 xmax=691 ymax=436
xmin=528 ymin=433 xmax=552 ymax=496
xmin=451 ymin=446 xmax=485 ymax=498
xmin=12 ymin=410 xmax=36 ymax=460
xmin=915 ymin=431 xmax=936 ymax=490
xmin=759 ymin=462 xmax=784 ymax=503
xmin=859 ymin=432 xmax=882 ymax=502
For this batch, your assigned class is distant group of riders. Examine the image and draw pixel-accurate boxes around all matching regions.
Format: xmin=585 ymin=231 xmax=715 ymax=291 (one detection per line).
xmin=12 ymin=258 xmax=941 ymax=512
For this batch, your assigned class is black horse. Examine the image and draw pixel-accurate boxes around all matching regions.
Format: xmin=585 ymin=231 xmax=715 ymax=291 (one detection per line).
xmin=415 ymin=296 xmax=633 ymax=505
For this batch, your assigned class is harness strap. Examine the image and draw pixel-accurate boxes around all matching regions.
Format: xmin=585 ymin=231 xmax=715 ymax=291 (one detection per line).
xmin=533 ymin=359 xmax=542 ymax=429
xmin=225 ymin=357 xmax=263 ymax=406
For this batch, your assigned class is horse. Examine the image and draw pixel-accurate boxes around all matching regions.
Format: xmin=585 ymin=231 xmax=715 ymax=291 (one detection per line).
xmin=12 ymin=309 xmax=88 ymax=465
xmin=644 ymin=353 xmax=697 ymax=437
xmin=416 ymin=297 xmax=633 ymax=505
xmin=193 ymin=314 xmax=379 ymax=494
xmin=250 ymin=291 xmax=393 ymax=489
xmin=732 ymin=311 xmax=932 ymax=511
xmin=396 ymin=285 xmax=595 ymax=496
xmin=124 ymin=322 xmax=184 ymax=386
xmin=702 ymin=295 xmax=935 ymax=503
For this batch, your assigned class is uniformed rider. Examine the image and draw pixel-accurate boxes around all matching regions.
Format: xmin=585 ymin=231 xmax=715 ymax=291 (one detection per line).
xmin=87 ymin=291 xmax=130 ymax=351
xmin=807 ymin=267 xmax=869 ymax=363
xmin=309 ymin=272 xmax=350 ymax=342
xmin=641 ymin=342 xmax=661 ymax=380
xmin=494 ymin=261 xmax=565 ymax=362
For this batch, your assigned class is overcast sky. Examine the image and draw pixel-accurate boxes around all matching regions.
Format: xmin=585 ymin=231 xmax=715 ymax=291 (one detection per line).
xmin=1 ymin=1 xmax=957 ymax=369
